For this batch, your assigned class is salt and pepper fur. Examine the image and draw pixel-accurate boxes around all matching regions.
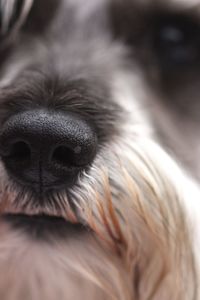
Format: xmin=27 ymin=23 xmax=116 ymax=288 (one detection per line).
xmin=0 ymin=0 xmax=199 ymax=299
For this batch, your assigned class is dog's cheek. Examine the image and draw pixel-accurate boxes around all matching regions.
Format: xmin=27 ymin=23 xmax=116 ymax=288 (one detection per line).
xmin=110 ymin=71 xmax=154 ymax=139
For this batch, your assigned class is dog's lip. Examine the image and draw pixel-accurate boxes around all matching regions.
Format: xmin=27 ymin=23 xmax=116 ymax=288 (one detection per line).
xmin=1 ymin=213 xmax=87 ymax=239
xmin=2 ymin=213 xmax=69 ymax=223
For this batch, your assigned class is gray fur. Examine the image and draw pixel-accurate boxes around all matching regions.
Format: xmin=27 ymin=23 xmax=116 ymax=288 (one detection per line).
xmin=0 ymin=0 xmax=199 ymax=299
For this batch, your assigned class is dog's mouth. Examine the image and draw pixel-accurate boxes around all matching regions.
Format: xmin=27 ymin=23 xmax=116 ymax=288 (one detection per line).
xmin=0 ymin=173 xmax=90 ymax=238
xmin=1 ymin=213 xmax=87 ymax=239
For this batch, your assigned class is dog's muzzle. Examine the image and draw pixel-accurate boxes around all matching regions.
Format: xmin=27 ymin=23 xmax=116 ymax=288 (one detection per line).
xmin=0 ymin=109 xmax=97 ymax=193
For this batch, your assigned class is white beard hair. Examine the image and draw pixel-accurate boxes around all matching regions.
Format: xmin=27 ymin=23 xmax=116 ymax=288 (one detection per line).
xmin=0 ymin=136 xmax=199 ymax=300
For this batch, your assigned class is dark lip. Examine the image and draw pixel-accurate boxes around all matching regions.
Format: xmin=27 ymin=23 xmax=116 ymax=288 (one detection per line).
xmin=2 ymin=213 xmax=88 ymax=240
xmin=3 ymin=213 xmax=69 ymax=223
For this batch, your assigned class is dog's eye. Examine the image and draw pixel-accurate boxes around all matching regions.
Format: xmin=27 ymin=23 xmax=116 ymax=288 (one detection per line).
xmin=153 ymin=16 xmax=200 ymax=68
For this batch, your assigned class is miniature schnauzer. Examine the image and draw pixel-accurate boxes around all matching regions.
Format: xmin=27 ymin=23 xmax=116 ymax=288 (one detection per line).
xmin=0 ymin=0 xmax=199 ymax=299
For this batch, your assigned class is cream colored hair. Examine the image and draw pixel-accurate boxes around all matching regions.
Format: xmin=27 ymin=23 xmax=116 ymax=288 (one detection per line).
xmin=0 ymin=138 xmax=199 ymax=300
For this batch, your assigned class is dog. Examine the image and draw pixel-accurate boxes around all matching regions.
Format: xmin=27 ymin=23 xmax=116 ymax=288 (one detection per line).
xmin=0 ymin=0 xmax=199 ymax=299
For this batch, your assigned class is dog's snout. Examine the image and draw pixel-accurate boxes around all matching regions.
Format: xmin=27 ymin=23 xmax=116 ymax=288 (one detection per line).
xmin=0 ymin=110 xmax=97 ymax=190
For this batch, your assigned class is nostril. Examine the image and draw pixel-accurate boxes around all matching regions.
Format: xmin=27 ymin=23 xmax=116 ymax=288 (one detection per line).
xmin=51 ymin=145 xmax=78 ymax=168
xmin=0 ymin=110 xmax=98 ymax=189
xmin=9 ymin=141 xmax=31 ymax=162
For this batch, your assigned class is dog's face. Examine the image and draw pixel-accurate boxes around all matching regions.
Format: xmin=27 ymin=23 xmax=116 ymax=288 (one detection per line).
xmin=0 ymin=0 xmax=199 ymax=299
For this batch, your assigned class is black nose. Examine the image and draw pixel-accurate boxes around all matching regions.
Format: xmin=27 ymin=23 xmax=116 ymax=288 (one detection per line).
xmin=0 ymin=110 xmax=97 ymax=192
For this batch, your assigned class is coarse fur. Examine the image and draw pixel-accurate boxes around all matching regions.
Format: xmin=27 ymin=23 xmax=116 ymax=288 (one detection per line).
xmin=0 ymin=0 xmax=199 ymax=299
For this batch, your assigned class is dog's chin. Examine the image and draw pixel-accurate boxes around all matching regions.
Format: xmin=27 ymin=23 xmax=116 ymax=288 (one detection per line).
xmin=1 ymin=213 xmax=87 ymax=240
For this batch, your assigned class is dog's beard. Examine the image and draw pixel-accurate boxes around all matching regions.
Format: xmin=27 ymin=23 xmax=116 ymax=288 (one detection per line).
xmin=0 ymin=1 xmax=198 ymax=299
xmin=0 ymin=137 xmax=197 ymax=300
